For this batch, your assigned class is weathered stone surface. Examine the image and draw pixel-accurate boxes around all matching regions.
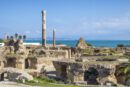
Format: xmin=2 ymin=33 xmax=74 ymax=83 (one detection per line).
xmin=125 ymin=78 xmax=130 ymax=86
xmin=14 ymin=40 xmax=27 ymax=55
xmin=0 ymin=47 xmax=5 ymax=59
xmin=30 ymin=48 xmax=48 ymax=57
xmin=3 ymin=39 xmax=28 ymax=57
xmin=97 ymin=75 xmax=117 ymax=85
xmin=0 ymin=67 xmax=33 ymax=81
xmin=53 ymin=59 xmax=118 ymax=85
xmin=115 ymin=63 xmax=130 ymax=86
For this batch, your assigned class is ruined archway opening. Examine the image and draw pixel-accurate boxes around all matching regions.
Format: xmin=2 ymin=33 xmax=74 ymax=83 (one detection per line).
xmin=0 ymin=72 xmax=8 ymax=81
xmin=25 ymin=58 xmax=37 ymax=69
xmin=25 ymin=59 xmax=29 ymax=69
xmin=6 ymin=58 xmax=16 ymax=68
xmin=84 ymin=67 xmax=99 ymax=85
xmin=61 ymin=65 xmax=67 ymax=79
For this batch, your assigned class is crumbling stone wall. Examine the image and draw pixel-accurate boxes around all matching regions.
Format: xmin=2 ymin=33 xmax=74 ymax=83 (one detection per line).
xmin=25 ymin=58 xmax=37 ymax=69
xmin=115 ymin=63 xmax=130 ymax=86
xmin=53 ymin=61 xmax=84 ymax=82
xmin=53 ymin=61 xmax=118 ymax=85
xmin=0 ymin=61 xmax=4 ymax=70
xmin=0 ymin=67 xmax=33 ymax=81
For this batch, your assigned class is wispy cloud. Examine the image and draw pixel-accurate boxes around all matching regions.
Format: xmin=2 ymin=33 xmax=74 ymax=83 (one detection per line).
xmin=78 ymin=12 xmax=130 ymax=36
xmin=81 ymin=14 xmax=130 ymax=29
xmin=25 ymin=31 xmax=31 ymax=34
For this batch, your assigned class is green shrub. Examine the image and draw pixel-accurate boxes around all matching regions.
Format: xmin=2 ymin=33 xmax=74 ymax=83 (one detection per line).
xmin=117 ymin=44 xmax=124 ymax=47
xmin=0 ymin=39 xmax=3 ymax=43
xmin=87 ymin=43 xmax=92 ymax=46
xmin=32 ymin=77 xmax=57 ymax=84
xmin=26 ymin=80 xmax=36 ymax=83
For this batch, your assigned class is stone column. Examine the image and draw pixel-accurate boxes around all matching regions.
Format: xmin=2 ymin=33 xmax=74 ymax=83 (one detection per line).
xmin=53 ymin=29 xmax=56 ymax=47
xmin=42 ymin=10 xmax=46 ymax=47
xmin=4 ymin=33 xmax=7 ymax=40
xmin=68 ymin=49 xmax=71 ymax=59
xmin=17 ymin=59 xmax=25 ymax=70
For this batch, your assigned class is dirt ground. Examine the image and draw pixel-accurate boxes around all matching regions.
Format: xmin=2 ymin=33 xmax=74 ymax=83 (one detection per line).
xmin=0 ymin=81 xmax=39 ymax=87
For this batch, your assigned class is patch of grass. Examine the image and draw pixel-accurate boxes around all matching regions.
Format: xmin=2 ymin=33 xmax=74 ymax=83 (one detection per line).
xmin=19 ymin=77 xmax=80 ymax=87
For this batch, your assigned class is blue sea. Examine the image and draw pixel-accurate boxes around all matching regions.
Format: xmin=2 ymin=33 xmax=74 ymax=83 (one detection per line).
xmin=25 ymin=39 xmax=130 ymax=48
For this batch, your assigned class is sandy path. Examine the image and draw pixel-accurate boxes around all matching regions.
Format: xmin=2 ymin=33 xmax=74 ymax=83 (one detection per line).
xmin=0 ymin=81 xmax=39 ymax=87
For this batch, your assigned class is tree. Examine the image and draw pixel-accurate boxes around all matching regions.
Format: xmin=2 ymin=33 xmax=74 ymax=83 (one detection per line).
xmin=87 ymin=43 xmax=92 ymax=46
xmin=0 ymin=39 xmax=3 ymax=43
xmin=7 ymin=36 xmax=10 ymax=40
xmin=117 ymin=44 xmax=124 ymax=47
xmin=23 ymin=35 xmax=26 ymax=40
xmin=10 ymin=36 xmax=14 ymax=40
xmin=15 ymin=33 xmax=19 ymax=40
xmin=18 ymin=35 xmax=22 ymax=40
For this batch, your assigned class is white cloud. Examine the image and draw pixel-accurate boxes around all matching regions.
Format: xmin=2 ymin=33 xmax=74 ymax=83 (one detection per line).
xmin=81 ymin=13 xmax=130 ymax=29
xmin=25 ymin=31 xmax=31 ymax=34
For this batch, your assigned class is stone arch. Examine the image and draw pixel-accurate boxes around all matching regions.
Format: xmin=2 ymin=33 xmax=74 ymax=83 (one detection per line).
xmin=6 ymin=58 xmax=16 ymax=68
xmin=84 ymin=67 xmax=99 ymax=85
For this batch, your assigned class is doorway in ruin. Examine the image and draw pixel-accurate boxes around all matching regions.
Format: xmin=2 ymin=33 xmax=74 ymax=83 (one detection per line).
xmin=6 ymin=58 xmax=16 ymax=68
xmin=61 ymin=65 xmax=67 ymax=79
xmin=84 ymin=67 xmax=99 ymax=85
xmin=25 ymin=59 xmax=29 ymax=69
xmin=25 ymin=58 xmax=37 ymax=69
xmin=0 ymin=72 xmax=8 ymax=81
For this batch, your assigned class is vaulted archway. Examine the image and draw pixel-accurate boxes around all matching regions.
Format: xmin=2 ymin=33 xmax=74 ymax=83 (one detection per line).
xmin=84 ymin=67 xmax=99 ymax=85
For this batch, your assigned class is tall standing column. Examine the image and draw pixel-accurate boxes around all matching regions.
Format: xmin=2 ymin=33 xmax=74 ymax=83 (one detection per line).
xmin=4 ymin=33 xmax=8 ymax=40
xmin=42 ymin=10 xmax=46 ymax=47
xmin=53 ymin=29 xmax=56 ymax=47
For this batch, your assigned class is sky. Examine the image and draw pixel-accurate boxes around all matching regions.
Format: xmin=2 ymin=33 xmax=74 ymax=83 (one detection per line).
xmin=0 ymin=0 xmax=130 ymax=40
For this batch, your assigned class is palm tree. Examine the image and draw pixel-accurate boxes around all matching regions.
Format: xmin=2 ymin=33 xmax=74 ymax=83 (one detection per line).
xmin=15 ymin=33 xmax=19 ymax=40
xmin=23 ymin=35 xmax=26 ymax=40
xmin=10 ymin=36 xmax=14 ymax=40
xmin=18 ymin=35 xmax=22 ymax=40
xmin=7 ymin=36 xmax=9 ymax=40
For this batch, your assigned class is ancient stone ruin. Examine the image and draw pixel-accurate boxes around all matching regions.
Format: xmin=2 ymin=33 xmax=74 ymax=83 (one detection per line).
xmin=0 ymin=36 xmax=71 ymax=82
xmin=76 ymin=37 xmax=89 ymax=49
xmin=0 ymin=9 xmax=130 ymax=87
xmin=53 ymin=56 xmax=129 ymax=86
